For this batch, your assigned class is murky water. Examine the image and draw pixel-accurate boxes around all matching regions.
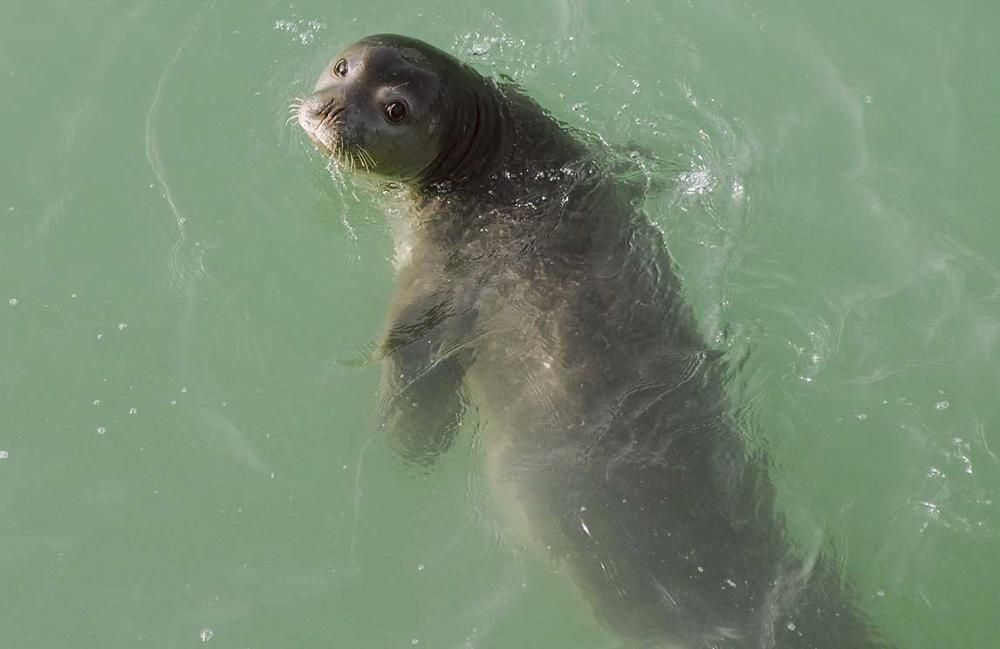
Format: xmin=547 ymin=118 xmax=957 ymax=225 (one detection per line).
xmin=2 ymin=1 xmax=998 ymax=647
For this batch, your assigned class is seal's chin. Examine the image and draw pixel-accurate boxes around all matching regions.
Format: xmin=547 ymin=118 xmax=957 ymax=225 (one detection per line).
xmin=304 ymin=129 xmax=336 ymax=157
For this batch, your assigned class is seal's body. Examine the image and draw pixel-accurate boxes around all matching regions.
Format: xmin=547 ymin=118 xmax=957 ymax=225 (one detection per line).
xmin=297 ymin=34 xmax=892 ymax=649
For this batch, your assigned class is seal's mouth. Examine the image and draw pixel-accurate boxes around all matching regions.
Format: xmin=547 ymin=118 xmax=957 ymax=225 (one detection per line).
xmin=292 ymin=95 xmax=378 ymax=172
xmin=314 ymin=98 xmax=345 ymax=131
xmin=296 ymin=96 xmax=345 ymax=156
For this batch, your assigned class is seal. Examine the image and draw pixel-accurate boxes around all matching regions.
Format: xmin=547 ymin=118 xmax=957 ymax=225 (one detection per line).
xmin=296 ymin=34 xmax=894 ymax=649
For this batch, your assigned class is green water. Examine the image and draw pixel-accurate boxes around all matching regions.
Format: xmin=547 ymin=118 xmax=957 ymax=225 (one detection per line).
xmin=2 ymin=0 xmax=998 ymax=647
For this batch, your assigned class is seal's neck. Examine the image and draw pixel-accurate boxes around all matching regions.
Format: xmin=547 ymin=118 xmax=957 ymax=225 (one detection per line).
xmin=415 ymin=71 xmax=510 ymax=190
xmin=415 ymin=79 xmax=589 ymax=202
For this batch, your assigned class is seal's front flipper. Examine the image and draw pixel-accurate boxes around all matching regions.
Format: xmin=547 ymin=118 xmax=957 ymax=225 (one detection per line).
xmin=378 ymin=345 xmax=469 ymax=467
xmin=376 ymin=285 xmax=475 ymax=468
xmin=609 ymin=143 xmax=686 ymax=198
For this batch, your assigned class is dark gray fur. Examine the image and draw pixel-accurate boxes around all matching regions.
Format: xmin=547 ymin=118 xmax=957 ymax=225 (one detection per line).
xmin=298 ymin=34 xmax=894 ymax=649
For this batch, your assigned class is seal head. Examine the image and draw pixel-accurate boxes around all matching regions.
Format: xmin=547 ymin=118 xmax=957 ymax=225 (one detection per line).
xmin=298 ymin=34 xmax=506 ymax=186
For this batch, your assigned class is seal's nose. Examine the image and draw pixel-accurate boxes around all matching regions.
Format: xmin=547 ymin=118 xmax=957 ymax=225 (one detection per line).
xmin=315 ymin=96 xmax=340 ymax=120
xmin=297 ymin=91 xmax=344 ymax=133
xmin=301 ymin=91 xmax=338 ymax=119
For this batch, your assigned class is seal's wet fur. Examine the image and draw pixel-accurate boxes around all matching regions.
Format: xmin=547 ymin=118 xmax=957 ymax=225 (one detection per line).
xmin=297 ymin=34 xmax=894 ymax=649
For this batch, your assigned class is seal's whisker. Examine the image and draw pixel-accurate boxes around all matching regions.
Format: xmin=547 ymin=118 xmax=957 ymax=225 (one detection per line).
xmin=341 ymin=138 xmax=353 ymax=172
xmin=352 ymin=147 xmax=368 ymax=172
xmin=348 ymin=149 xmax=363 ymax=172
xmin=334 ymin=135 xmax=344 ymax=163
xmin=359 ymin=147 xmax=378 ymax=171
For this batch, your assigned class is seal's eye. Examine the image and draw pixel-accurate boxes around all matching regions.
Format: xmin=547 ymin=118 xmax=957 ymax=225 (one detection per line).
xmin=332 ymin=58 xmax=348 ymax=77
xmin=385 ymin=101 xmax=407 ymax=123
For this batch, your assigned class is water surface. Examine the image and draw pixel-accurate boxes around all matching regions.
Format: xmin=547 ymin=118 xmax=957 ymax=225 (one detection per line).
xmin=2 ymin=1 xmax=999 ymax=647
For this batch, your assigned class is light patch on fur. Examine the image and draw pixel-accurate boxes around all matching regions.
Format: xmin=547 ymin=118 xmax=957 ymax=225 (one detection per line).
xmin=381 ymin=192 xmax=415 ymax=272
xmin=481 ymin=430 xmax=546 ymax=553
xmin=393 ymin=227 xmax=414 ymax=271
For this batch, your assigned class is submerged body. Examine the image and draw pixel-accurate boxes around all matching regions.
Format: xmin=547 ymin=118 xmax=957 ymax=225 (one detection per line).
xmin=297 ymin=34 xmax=893 ymax=648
